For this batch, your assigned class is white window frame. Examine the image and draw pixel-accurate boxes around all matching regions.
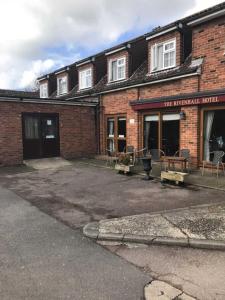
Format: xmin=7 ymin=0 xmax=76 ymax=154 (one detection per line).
xmin=57 ymin=75 xmax=68 ymax=96
xmin=151 ymin=38 xmax=176 ymax=73
xmin=108 ymin=56 xmax=126 ymax=82
xmin=40 ymin=82 xmax=48 ymax=98
xmin=79 ymin=67 xmax=92 ymax=90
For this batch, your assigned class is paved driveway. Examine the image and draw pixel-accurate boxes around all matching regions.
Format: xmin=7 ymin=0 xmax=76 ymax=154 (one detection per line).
xmin=0 ymin=161 xmax=224 ymax=229
xmin=0 ymin=186 xmax=149 ymax=300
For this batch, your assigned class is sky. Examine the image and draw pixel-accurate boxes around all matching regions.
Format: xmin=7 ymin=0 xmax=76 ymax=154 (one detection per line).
xmin=0 ymin=0 xmax=224 ymax=90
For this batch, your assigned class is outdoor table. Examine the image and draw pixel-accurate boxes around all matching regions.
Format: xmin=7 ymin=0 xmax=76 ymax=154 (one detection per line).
xmin=162 ymin=156 xmax=187 ymax=172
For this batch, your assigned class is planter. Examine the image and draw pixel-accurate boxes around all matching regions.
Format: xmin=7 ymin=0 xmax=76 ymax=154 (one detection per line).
xmin=140 ymin=157 xmax=153 ymax=180
xmin=115 ymin=163 xmax=135 ymax=174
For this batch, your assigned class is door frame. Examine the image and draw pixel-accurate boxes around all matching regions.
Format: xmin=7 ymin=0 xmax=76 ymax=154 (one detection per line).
xmin=105 ymin=114 xmax=127 ymax=153
xmin=22 ymin=112 xmax=60 ymax=159
xmin=141 ymin=109 xmax=181 ymax=153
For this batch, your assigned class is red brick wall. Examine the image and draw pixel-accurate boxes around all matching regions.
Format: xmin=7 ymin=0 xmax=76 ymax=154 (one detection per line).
xmin=148 ymin=31 xmax=182 ymax=73
xmin=100 ymin=88 xmax=139 ymax=153
xmin=0 ymin=101 xmax=97 ymax=166
xmin=100 ymin=76 xmax=200 ymax=158
xmin=180 ymin=106 xmax=200 ymax=166
xmin=139 ymin=76 xmax=199 ymax=99
xmin=192 ymin=16 xmax=225 ymax=91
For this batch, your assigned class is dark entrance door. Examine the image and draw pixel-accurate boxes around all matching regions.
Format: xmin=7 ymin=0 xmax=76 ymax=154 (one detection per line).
xmin=22 ymin=113 xmax=60 ymax=159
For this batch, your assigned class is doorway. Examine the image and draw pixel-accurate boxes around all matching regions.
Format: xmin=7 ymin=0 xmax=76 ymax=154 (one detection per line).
xmin=22 ymin=113 xmax=60 ymax=159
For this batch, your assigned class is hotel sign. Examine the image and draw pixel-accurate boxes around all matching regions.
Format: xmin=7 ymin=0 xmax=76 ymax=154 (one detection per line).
xmin=132 ymin=95 xmax=225 ymax=111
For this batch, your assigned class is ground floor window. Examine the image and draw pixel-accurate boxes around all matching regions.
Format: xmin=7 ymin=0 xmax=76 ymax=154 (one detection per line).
xmin=203 ymin=109 xmax=225 ymax=162
xmin=144 ymin=112 xmax=180 ymax=156
xmin=106 ymin=115 xmax=126 ymax=153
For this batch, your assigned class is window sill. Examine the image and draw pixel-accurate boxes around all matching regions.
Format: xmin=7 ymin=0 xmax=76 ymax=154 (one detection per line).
xmin=107 ymin=78 xmax=128 ymax=85
xmin=78 ymin=86 xmax=93 ymax=92
xmin=148 ymin=66 xmax=177 ymax=75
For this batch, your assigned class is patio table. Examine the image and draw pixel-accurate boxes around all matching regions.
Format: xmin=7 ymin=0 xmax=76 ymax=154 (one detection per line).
xmin=162 ymin=156 xmax=187 ymax=172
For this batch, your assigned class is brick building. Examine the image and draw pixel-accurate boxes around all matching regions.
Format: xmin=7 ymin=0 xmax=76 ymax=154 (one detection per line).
xmin=1 ymin=2 xmax=225 ymax=167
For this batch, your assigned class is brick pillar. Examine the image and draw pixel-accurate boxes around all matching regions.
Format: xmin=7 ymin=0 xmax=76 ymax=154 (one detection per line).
xmin=180 ymin=106 xmax=199 ymax=167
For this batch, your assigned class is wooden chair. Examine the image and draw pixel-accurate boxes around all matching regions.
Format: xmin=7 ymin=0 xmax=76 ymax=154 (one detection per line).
xmin=175 ymin=149 xmax=191 ymax=172
xmin=202 ymin=151 xmax=225 ymax=178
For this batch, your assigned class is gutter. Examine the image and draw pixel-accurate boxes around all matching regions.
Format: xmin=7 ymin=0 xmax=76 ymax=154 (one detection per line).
xmin=0 ymin=97 xmax=97 ymax=107
xmin=187 ymin=8 xmax=225 ymax=26
xmin=146 ymin=26 xmax=178 ymax=40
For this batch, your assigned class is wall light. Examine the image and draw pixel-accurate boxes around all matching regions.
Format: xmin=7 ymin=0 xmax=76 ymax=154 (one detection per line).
xmin=179 ymin=111 xmax=186 ymax=120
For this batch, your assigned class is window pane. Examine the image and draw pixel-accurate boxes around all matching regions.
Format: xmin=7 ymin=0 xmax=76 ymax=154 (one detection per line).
xmin=157 ymin=45 xmax=163 ymax=70
xmin=118 ymin=65 xmax=125 ymax=80
xmin=144 ymin=115 xmax=158 ymax=150
xmin=165 ymin=41 xmax=175 ymax=51
xmin=107 ymin=139 xmax=115 ymax=152
xmin=58 ymin=77 xmax=67 ymax=94
xmin=203 ymin=110 xmax=225 ymax=162
xmin=107 ymin=118 xmax=114 ymax=137
xmin=118 ymin=140 xmax=126 ymax=152
xmin=118 ymin=118 xmax=126 ymax=138
xmin=162 ymin=119 xmax=179 ymax=156
xmin=164 ymin=51 xmax=175 ymax=68
xmin=111 ymin=61 xmax=117 ymax=81
xmin=25 ymin=117 xmax=39 ymax=139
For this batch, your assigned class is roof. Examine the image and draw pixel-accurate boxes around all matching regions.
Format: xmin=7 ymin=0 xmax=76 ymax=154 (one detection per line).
xmin=0 ymin=89 xmax=39 ymax=98
xmin=37 ymin=1 xmax=225 ymax=81
xmin=57 ymin=55 xmax=201 ymax=98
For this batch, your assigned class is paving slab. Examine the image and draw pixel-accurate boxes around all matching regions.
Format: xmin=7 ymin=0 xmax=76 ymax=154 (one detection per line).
xmin=84 ymin=203 xmax=225 ymax=250
xmin=144 ymin=280 xmax=196 ymax=300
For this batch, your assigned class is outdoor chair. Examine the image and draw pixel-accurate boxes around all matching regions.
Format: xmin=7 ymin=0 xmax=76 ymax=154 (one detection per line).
xmin=175 ymin=149 xmax=191 ymax=172
xmin=149 ymin=149 xmax=165 ymax=170
xmin=202 ymin=151 xmax=225 ymax=178
xmin=105 ymin=149 xmax=119 ymax=166
xmin=134 ymin=148 xmax=148 ymax=165
xmin=126 ymin=146 xmax=135 ymax=165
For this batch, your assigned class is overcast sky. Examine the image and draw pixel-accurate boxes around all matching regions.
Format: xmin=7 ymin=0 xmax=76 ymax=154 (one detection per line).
xmin=0 ymin=0 xmax=224 ymax=90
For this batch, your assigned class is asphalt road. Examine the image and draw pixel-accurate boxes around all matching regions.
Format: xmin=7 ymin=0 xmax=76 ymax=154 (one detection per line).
xmin=0 ymin=162 xmax=224 ymax=230
xmin=0 ymin=186 xmax=149 ymax=300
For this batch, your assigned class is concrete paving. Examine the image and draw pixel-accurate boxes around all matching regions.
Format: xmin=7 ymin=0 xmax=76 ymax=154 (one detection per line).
xmin=105 ymin=244 xmax=225 ymax=300
xmin=24 ymin=157 xmax=72 ymax=170
xmin=0 ymin=186 xmax=149 ymax=299
xmin=84 ymin=203 xmax=225 ymax=250
xmin=145 ymin=280 xmax=195 ymax=300
xmin=0 ymin=161 xmax=224 ymax=230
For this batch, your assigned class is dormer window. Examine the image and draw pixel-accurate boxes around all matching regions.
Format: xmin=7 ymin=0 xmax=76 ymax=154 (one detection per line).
xmin=108 ymin=57 xmax=126 ymax=82
xmin=79 ymin=68 xmax=92 ymax=90
xmin=151 ymin=39 xmax=176 ymax=72
xmin=40 ymin=82 xmax=48 ymax=98
xmin=57 ymin=75 xmax=68 ymax=95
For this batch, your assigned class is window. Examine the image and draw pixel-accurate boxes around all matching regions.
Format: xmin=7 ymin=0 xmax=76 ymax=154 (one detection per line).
xmin=109 ymin=57 xmax=126 ymax=82
xmin=203 ymin=109 xmax=225 ymax=162
xmin=57 ymin=76 xmax=68 ymax=95
xmin=79 ymin=68 xmax=92 ymax=90
xmin=106 ymin=116 xmax=126 ymax=152
xmin=40 ymin=82 xmax=48 ymax=98
xmin=144 ymin=112 xmax=180 ymax=156
xmin=151 ymin=39 xmax=176 ymax=72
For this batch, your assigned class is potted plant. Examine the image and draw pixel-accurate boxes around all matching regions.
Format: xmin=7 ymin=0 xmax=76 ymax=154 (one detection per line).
xmin=115 ymin=153 xmax=134 ymax=174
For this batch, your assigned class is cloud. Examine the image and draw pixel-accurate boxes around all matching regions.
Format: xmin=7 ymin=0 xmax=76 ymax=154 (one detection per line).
xmin=0 ymin=0 xmax=224 ymax=89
